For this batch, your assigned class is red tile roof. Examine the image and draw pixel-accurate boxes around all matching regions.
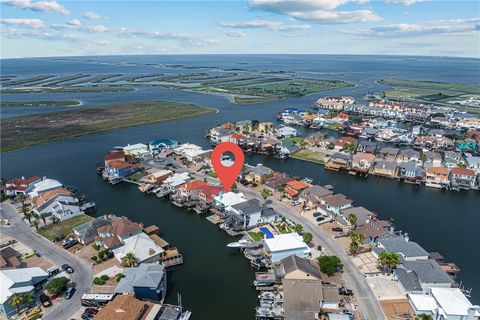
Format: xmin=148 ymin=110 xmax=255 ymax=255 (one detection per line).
xmin=183 ymin=179 xmax=206 ymax=191
xmin=6 ymin=176 xmax=41 ymax=186
xmin=104 ymin=150 xmax=125 ymax=161
xmin=199 ymin=185 xmax=222 ymax=197
xmin=231 ymin=133 xmax=247 ymax=140
xmin=451 ymin=167 xmax=476 ymax=176
xmin=97 ymin=218 xmax=142 ymax=237
xmin=286 ymin=180 xmax=310 ymax=191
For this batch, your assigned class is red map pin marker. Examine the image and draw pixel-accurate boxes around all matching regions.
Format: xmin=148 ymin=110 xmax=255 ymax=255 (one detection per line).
xmin=211 ymin=142 xmax=245 ymax=192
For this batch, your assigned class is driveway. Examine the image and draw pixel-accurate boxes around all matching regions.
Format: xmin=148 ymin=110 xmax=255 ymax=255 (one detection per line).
xmin=0 ymin=202 xmax=94 ymax=320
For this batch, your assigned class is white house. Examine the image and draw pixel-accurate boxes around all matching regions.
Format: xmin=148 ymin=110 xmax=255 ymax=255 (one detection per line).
xmin=34 ymin=192 xmax=82 ymax=221
xmin=214 ymin=191 xmax=247 ymax=210
xmin=263 ymin=233 xmax=311 ymax=263
xmin=28 ymin=178 xmax=62 ymax=197
xmin=276 ymin=125 xmax=298 ymax=138
xmin=123 ymin=143 xmax=150 ymax=158
xmin=4 ymin=176 xmax=42 ymax=196
xmin=163 ymin=172 xmax=191 ymax=192
xmin=408 ymin=288 xmax=480 ymax=320
xmin=113 ymin=233 xmax=164 ymax=264
xmin=174 ymin=143 xmax=211 ymax=162
xmin=226 ymin=198 xmax=262 ymax=230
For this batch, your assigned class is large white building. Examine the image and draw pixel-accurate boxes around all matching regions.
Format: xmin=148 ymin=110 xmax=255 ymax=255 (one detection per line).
xmin=263 ymin=233 xmax=311 ymax=263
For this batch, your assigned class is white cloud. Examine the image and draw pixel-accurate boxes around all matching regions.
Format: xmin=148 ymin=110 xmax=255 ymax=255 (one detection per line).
xmin=113 ymin=27 xmax=219 ymax=47
xmin=1 ymin=0 xmax=70 ymax=15
xmin=83 ymin=11 xmax=102 ymax=20
xmin=226 ymin=30 xmax=247 ymax=37
xmin=0 ymin=18 xmax=45 ymax=28
xmin=67 ymin=19 xmax=82 ymax=26
xmin=249 ymin=0 xmax=380 ymax=23
xmin=385 ymin=0 xmax=423 ymax=5
xmin=219 ymin=19 xmax=310 ymax=31
xmin=51 ymin=22 xmax=108 ymax=33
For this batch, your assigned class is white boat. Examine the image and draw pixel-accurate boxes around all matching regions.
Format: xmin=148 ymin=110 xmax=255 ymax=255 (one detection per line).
xmin=179 ymin=310 xmax=192 ymax=320
xmin=227 ymin=239 xmax=260 ymax=249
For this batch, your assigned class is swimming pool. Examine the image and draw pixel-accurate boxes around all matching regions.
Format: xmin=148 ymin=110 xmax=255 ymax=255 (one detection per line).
xmin=260 ymin=227 xmax=274 ymax=239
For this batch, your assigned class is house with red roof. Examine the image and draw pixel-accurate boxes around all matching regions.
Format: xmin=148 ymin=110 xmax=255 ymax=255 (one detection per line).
xmin=4 ymin=176 xmax=42 ymax=196
xmin=198 ymin=185 xmax=223 ymax=203
xmin=105 ymin=160 xmax=138 ymax=179
xmin=176 ymin=179 xmax=206 ymax=200
xmin=450 ymin=167 xmax=477 ymax=190
xmin=334 ymin=136 xmax=358 ymax=151
xmin=229 ymin=133 xmax=248 ymax=145
xmin=284 ymin=180 xmax=310 ymax=199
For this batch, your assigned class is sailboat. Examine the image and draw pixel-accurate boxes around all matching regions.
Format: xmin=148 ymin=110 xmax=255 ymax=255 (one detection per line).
xmin=177 ymin=293 xmax=192 ymax=320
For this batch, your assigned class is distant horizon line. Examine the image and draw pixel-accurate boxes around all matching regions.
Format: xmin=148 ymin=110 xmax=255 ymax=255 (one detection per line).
xmin=1 ymin=53 xmax=479 ymax=60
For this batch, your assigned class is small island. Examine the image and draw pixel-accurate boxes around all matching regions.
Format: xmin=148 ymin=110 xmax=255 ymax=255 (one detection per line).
xmin=1 ymin=101 xmax=215 ymax=152
xmin=1 ymin=100 xmax=81 ymax=107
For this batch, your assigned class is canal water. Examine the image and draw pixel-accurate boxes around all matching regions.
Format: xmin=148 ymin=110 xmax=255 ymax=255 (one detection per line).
xmin=1 ymin=56 xmax=479 ymax=317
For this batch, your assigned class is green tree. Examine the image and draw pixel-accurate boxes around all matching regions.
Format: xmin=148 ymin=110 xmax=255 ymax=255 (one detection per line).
xmin=416 ymin=314 xmax=433 ymax=320
xmin=347 ymin=213 xmax=357 ymax=227
xmin=122 ymin=252 xmax=137 ymax=267
xmin=49 ymin=216 xmax=60 ymax=225
xmin=261 ymin=188 xmax=271 ymax=200
xmin=115 ymin=273 xmax=125 ymax=282
xmin=23 ymin=292 xmax=35 ymax=308
xmin=349 ymin=232 xmax=365 ymax=255
xmin=378 ymin=251 xmax=400 ymax=274
xmin=294 ymin=224 xmax=303 ymax=234
xmin=23 ymin=210 xmax=33 ymax=223
xmin=98 ymin=251 xmax=105 ymax=260
xmin=317 ymin=255 xmax=343 ymax=276
xmin=10 ymin=293 xmax=24 ymax=314
xmin=303 ymin=232 xmax=313 ymax=244
xmin=17 ymin=194 xmax=27 ymax=208
xmin=40 ymin=212 xmax=49 ymax=226
xmin=326 ymin=142 xmax=335 ymax=150
xmin=91 ymin=256 xmax=98 ymax=262
xmin=31 ymin=220 xmax=40 ymax=231
xmin=46 ymin=277 xmax=68 ymax=295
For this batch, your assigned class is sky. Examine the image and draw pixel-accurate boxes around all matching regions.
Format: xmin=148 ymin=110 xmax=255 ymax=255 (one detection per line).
xmin=1 ymin=0 xmax=479 ymax=58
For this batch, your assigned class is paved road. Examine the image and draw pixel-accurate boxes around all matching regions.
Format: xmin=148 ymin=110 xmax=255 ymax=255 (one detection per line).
xmin=0 ymin=203 xmax=93 ymax=320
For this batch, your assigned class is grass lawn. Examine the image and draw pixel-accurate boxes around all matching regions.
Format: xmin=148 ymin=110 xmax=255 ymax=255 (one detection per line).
xmin=274 ymin=223 xmax=292 ymax=234
xmin=247 ymin=231 xmax=262 ymax=241
xmin=282 ymin=137 xmax=305 ymax=144
xmin=38 ymin=214 xmax=93 ymax=241
xmin=128 ymin=172 xmax=147 ymax=181
xmin=291 ymin=149 xmax=326 ymax=164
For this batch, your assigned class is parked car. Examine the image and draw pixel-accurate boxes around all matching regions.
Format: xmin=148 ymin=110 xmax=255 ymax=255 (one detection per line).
xmin=313 ymin=212 xmax=322 ymax=217
xmin=62 ymin=264 xmax=74 ymax=274
xmin=316 ymin=216 xmax=325 ymax=222
xmin=35 ymin=250 xmax=41 ymax=257
xmin=81 ymin=312 xmax=95 ymax=320
xmin=63 ymin=239 xmax=78 ymax=249
xmin=339 ymin=288 xmax=354 ymax=296
xmin=39 ymin=294 xmax=51 ymax=307
xmin=84 ymin=308 xmax=98 ymax=315
xmin=65 ymin=287 xmax=75 ymax=300
xmin=339 ymin=310 xmax=355 ymax=317
xmin=332 ymin=227 xmax=343 ymax=232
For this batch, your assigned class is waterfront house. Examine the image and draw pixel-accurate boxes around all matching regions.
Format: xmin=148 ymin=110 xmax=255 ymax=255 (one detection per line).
xmin=148 ymin=138 xmax=178 ymax=153
xmin=434 ymin=136 xmax=455 ymax=151
xmin=276 ymin=125 xmax=298 ymax=138
xmin=96 ymin=217 xmax=143 ymax=248
xmin=424 ymin=151 xmax=443 ymax=167
xmin=27 ymin=178 xmax=63 ymax=197
xmin=73 ymin=215 xmax=112 ymax=245
xmin=209 ymin=126 xmax=233 ymax=144
xmin=105 ymin=161 xmax=138 ymax=179
xmin=397 ymin=149 xmax=421 ymax=163
xmin=176 ymin=179 xmax=206 ymax=201
xmin=318 ymin=194 xmax=353 ymax=217
xmin=259 ymin=138 xmax=281 ymax=154
xmin=114 ymin=263 xmax=167 ymax=302
xmin=278 ymin=255 xmax=322 ymax=280
xmin=263 ymin=233 xmax=311 ymax=263
xmin=245 ymin=164 xmax=274 ymax=185
xmin=235 ymin=120 xmax=252 ymax=133
xmin=408 ymin=288 xmax=480 ymax=320
xmin=338 ymin=206 xmax=373 ymax=227
xmin=465 ymin=155 xmax=480 ymax=174
xmin=372 ymin=160 xmax=398 ymax=178
xmin=32 ymin=188 xmax=82 ymax=221
xmin=325 ymin=152 xmax=351 ymax=171
xmin=425 ymin=167 xmax=450 ymax=188
xmin=398 ymin=161 xmax=425 ymax=184
xmin=213 ymin=191 xmax=247 ymax=212
xmin=356 ymin=219 xmax=393 ymax=244
xmin=228 ymin=133 xmax=248 ymax=146
xmin=284 ymin=180 xmax=310 ymax=199
xmin=305 ymin=132 xmax=326 ymax=147
xmin=375 ymin=237 xmax=429 ymax=261
xmin=93 ymin=294 xmax=161 ymax=320
xmin=4 ymin=176 xmax=42 ymax=197
xmin=123 ymin=143 xmax=150 ymax=158
xmin=450 ymin=167 xmax=477 ymax=190
xmin=227 ymin=198 xmax=263 ymax=230
xmin=299 ymin=185 xmax=333 ymax=209
xmin=103 ymin=150 xmax=128 ymax=167
xmin=379 ymin=147 xmax=400 ymax=161
xmin=174 ymin=143 xmax=212 ymax=163
xmin=334 ymin=136 xmax=357 ymax=151
xmin=394 ymin=259 xmax=453 ymax=294
xmin=197 ymin=185 xmax=222 ymax=203
xmin=139 ymin=169 xmax=172 ymax=186
xmin=414 ymin=136 xmax=436 ymax=151
xmin=351 ymin=152 xmax=376 ymax=173
xmin=356 ymin=140 xmax=377 ymax=153
xmin=264 ymin=173 xmax=292 ymax=193
xmin=275 ymin=140 xmax=300 ymax=158
xmin=0 ymin=267 xmax=49 ymax=317
xmin=113 ymin=233 xmax=164 ymax=264
xmin=443 ymin=151 xmax=465 ymax=168
xmin=258 ymin=122 xmax=275 ymax=133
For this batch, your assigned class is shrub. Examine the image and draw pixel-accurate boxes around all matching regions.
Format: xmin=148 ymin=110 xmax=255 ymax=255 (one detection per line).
xmin=91 ymin=256 xmax=98 ymax=262
xmin=92 ymin=244 xmax=100 ymax=251
xmin=93 ymin=277 xmax=106 ymax=285
xmin=46 ymin=277 xmax=68 ymax=295
xmin=317 ymin=255 xmax=343 ymax=276
xmin=98 ymin=251 xmax=105 ymax=260
xmin=115 ymin=273 xmax=125 ymax=282
xmin=100 ymin=275 xmax=109 ymax=281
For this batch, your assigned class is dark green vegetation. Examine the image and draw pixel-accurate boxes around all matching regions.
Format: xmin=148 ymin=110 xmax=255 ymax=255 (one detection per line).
xmin=1 ymin=100 xmax=81 ymax=107
xmin=317 ymin=255 xmax=343 ymax=276
xmin=1 ymin=101 xmax=215 ymax=152
xmin=378 ymin=78 xmax=480 ymax=112
xmin=2 ymin=86 xmax=134 ymax=94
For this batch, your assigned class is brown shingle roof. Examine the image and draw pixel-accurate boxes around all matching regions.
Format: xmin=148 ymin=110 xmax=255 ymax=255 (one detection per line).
xmin=96 ymin=218 xmax=142 ymax=237
xmin=93 ymin=294 xmax=154 ymax=320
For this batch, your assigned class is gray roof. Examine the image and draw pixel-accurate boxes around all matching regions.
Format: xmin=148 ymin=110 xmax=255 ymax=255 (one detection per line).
xmin=231 ymin=198 xmax=262 ymax=216
xmin=396 ymin=260 xmax=452 ymax=291
xmin=379 ymin=237 xmax=429 ymax=258
xmin=283 ymin=279 xmax=323 ymax=320
xmin=249 ymin=165 xmax=273 ymax=176
xmin=374 ymin=160 xmax=398 ymax=171
xmin=340 ymin=206 xmax=373 ymax=226
xmin=400 ymin=149 xmax=420 ymax=158
xmin=331 ymin=152 xmax=351 ymax=161
xmin=281 ymin=255 xmax=322 ymax=280
xmin=380 ymin=147 xmax=399 ymax=156
xmin=73 ymin=215 xmax=111 ymax=243
xmin=115 ymin=263 xmax=165 ymax=294
xmin=425 ymin=151 xmax=442 ymax=160
xmin=300 ymin=185 xmax=333 ymax=202
xmin=395 ymin=268 xmax=422 ymax=292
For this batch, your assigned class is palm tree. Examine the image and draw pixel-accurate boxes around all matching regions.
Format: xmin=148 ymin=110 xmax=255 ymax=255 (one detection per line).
xmin=10 ymin=293 xmax=23 ymax=314
xmin=40 ymin=212 xmax=49 ymax=226
xmin=31 ymin=219 xmax=40 ymax=231
xmin=49 ymin=216 xmax=60 ymax=225
xmin=349 ymin=232 xmax=364 ymax=255
xmin=17 ymin=194 xmax=27 ymax=208
xmin=23 ymin=292 xmax=34 ymax=308
xmin=347 ymin=213 xmax=357 ymax=227
xmin=378 ymin=251 xmax=400 ymax=274
xmin=23 ymin=211 xmax=33 ymax=223
xmin=261 ymin=188 xmax=271 ymax=200
xmin=122 ymin=252 xmax=137 ymax=267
